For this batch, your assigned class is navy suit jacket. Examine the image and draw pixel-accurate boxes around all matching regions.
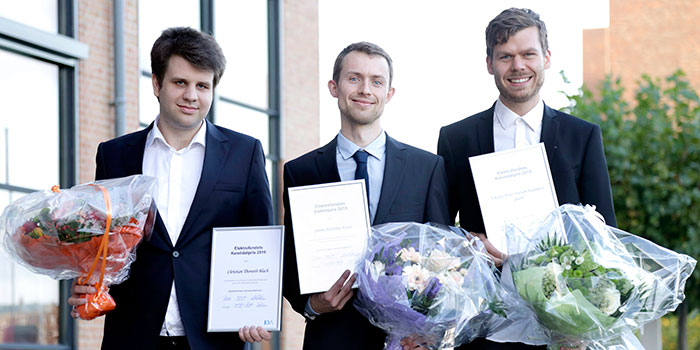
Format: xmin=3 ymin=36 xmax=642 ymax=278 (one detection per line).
xmin=282 ymin=134 xmax=450 ymax=350
xmin=438 ymin=104 xmax=616 ymax=350
xmin=95 ymin=121 xmax=273 ymax=350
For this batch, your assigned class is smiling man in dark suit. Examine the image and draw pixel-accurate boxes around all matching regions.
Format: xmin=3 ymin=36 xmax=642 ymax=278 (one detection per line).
xmin=67 ymin=27 xmax=273 ymax=350
xmin=438 ymin=8 xmax=616 ymax=350
xmin=282 ymin=42 xmax=450 ymax=350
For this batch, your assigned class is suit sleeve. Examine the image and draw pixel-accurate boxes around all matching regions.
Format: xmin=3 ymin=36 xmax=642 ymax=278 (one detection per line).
xmin=281 ymin=164 xmax=309 ymax=315
xmin=95 ymin=142 xmax=108 ymax=181
xmin=424 ymin=156 xmax=451 ymax=225
xmin=437 ymin=127 xmax=459 ymax=225
xmin=243 ymin=140 xmax=274 ymax=226
xmin=580 ymin=125 xmax=617 ymax=227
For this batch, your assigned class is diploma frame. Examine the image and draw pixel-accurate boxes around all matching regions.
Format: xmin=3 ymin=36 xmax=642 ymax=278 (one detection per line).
xmin=207 ymin=225 xmax=285 ymax=332
xmin=469 ymin=143 xmax=559 ymax=254
xmin=287 ymin=180 xmax=371 ymax=294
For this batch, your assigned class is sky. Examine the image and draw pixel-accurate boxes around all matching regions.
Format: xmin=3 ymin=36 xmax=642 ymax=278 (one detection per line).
xmin=318 ymin=0 xmax=610 ymax=152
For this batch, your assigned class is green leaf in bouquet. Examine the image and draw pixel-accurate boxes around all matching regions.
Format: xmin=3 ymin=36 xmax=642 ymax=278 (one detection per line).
xmin=539 ymin=289 xmax=617 ymax=336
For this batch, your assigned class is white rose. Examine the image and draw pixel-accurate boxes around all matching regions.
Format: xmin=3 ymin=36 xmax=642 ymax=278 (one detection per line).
xmin=600 ymin=287 xmax=621 ymax=315
xmin=426 ymin=249 xmax=460 ymax=272
xmin=398 ymin=247 xmax=423 ymax=263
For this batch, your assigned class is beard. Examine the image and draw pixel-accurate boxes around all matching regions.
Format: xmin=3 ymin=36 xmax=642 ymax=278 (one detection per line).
xmin=494 ymin=73 xmax=545 ymax=104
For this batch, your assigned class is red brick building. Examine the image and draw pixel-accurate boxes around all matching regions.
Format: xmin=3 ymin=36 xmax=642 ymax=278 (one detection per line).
xmin=0 ymin=1 xmax=317 ymax=349
xmin=583 ymin=0 xmax=700 ymax=99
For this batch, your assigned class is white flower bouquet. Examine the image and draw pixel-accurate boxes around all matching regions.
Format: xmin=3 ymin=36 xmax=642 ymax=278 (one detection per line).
xmin=354 ymin=222 xmax=512 ymax=349
xmin=506 ymin=204 xmax=696 ymax=349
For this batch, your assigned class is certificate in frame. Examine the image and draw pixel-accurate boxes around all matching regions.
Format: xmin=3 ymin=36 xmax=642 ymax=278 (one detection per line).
xmin=288 ymin=180 xmax=371 ymax=294
xmin=207 ymin=225 xmax=284 ymax=332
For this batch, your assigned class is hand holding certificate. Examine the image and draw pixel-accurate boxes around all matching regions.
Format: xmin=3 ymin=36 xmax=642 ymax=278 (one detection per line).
xmin=287 ymin=180 xmax=371 ymax=295
xmin=207 ymin=226 xmax=284 ymax=332
xmin=469 ymin=143 xmax=559 ymax=254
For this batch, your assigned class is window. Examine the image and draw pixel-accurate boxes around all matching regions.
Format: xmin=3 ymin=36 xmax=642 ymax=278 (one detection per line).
xmin=138 ymin=0 xmax=282 ymax=219
xmin=0 ymin=2 xmax=86 ymax=348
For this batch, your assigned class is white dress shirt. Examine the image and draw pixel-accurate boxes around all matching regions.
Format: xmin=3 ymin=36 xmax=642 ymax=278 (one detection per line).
xmin=142 ymin=117 xmax=206 ymax=337
xmin=336 ymin=131 xmax=386 ymax=224
xmin=493 ymin=98 xmax=544 ymax=152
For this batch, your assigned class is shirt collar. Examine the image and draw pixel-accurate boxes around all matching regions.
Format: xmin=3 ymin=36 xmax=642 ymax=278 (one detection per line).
xmin=494 ymin=98 xmax=544 ymax=132
xmin=146 ymin=116 xmax=207 ymax=151
xmin=337 ymin=130 xmax=386 ymax=161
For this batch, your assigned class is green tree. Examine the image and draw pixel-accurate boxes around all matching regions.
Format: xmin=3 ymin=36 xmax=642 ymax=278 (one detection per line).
xmin=561 ymin=70 xmax=700 ymax=349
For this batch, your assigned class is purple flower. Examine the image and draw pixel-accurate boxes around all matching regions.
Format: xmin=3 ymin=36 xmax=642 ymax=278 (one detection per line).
xmin=423 ymin=276 xmax=442 ymax=300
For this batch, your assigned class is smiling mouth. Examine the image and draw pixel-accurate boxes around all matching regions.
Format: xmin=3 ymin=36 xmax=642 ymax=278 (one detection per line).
xmin=508 ymin=77 xmax=532 ymax=84
xmin=178 ymin=105 xmax=198 ymax=113
xmin=352 ymin=99 xmax=374 ymax=106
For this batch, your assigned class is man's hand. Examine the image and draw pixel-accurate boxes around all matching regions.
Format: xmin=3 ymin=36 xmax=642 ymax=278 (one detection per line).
xmin=67 ymin=280 xmax=96 ymax=319
xmin=400 ymin=335 xmax=429 ymax=350
xmin=309 ymin=269 xmax=356 ymax=314
xmin=238 ymin=326 xmax=272 ymax=343
xmin=473 ymin=232 xmax=505 ymax=267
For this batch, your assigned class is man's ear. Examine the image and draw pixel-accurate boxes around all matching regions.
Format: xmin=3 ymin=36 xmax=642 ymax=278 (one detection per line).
xmin=486 ymin=56 xmax=494 ymax=75
xmin=152 ymin=74 xmax=161 ymax=98
xmin=385 ymin=87 xmax=395 ymax=103
xmin=328 ymin=79 xmax=338 ymax=98
xmin=544 ymin=49 xmax=551 ymax=69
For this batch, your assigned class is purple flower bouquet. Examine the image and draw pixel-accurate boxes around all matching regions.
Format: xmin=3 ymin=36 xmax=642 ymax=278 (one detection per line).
xmin=354 ymin=222 xmax=512 ymax=349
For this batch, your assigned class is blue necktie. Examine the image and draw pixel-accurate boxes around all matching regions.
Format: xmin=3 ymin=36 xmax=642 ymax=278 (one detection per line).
xmin=353 ymin=150 xmax=370 ymax=199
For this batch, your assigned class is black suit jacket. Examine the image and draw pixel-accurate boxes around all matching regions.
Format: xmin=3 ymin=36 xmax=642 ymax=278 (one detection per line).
xmin=438 ymin=104 xmax=616 ymax=350
xmin=96 ymin=121 xmax=273 ymax=350
xmin=282 ymin=134 xmax=450 ymax=350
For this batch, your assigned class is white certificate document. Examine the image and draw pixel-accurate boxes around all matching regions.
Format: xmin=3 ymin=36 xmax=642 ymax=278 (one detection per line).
xmin=207 ymin=226 xmax=284 ymax=332
xmin=469 ymin=143 xmax=559 ymax=254
xmin=288 ymin=180 xmax=371 ymax=294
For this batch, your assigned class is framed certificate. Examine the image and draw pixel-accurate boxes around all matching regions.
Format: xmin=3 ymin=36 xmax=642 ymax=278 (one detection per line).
xmin=288 ymin=180 xmax=371 ymax=294
xmin=469 ymin=143 xmax=559 ymax=254
xmin=207 ymin=226 xmax=284 ymax=332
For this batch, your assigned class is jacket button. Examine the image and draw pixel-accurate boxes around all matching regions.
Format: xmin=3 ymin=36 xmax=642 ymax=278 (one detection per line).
xmin=172 ymin=251 xmax=180 ymax=258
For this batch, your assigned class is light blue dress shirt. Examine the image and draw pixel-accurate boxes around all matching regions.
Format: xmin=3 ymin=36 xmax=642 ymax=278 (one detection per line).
xmin=336 ymin=131 xmax=386 ymax=224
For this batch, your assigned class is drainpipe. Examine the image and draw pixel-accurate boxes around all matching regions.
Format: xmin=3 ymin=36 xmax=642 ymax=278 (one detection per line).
xmin=113 ymin=0 xmax=126 ymax=136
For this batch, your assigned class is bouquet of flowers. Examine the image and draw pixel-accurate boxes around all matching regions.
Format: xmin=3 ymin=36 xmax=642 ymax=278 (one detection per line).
xmin=1 ymin=175 xmax=157 ymax=320
xmin=354 ymin=222 xmax=513 ymax=350
xmin=506 ymin=204 xmax=696 ymax=349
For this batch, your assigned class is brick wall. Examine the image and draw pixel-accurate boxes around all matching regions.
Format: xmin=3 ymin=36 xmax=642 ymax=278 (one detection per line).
xmin=583 ymin=0 xmax=700 ymax=100
xmin=77 ymin=0 xmax=139 ymax=185
xmin=76 ymin=0 xmax=139 ymax=348
xmin=279 ymin=0 xmax=320 ymax=349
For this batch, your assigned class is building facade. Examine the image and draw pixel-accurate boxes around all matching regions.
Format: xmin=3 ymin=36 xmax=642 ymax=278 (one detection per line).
xmin=0 ymin=1 xmax=317 ymax=349
xmin=583 ymin=0 xmax=700 ymax=98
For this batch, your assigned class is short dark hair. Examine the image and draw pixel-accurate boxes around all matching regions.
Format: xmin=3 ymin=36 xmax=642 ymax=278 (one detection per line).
xmin=485 ymin=8 xmax=548 ymax=58
xmin=151 ymin=27 xmax=226 ymax=87
xmin=332 ymin=42 xmax=394 ymax=87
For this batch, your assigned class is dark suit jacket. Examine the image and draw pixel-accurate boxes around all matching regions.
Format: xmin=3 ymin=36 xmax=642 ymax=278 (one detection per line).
xmin=438 ymin=104 xmax=616 ymax=350
xmin=95 ymin=121 xmax=273 ymax=350
xmin=282 ymin=134 xmax=450 ymax=350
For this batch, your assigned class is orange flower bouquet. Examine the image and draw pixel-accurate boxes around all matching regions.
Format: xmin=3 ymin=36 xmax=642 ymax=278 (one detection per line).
xmin=1 ymin=175 xmax=157 ymax=320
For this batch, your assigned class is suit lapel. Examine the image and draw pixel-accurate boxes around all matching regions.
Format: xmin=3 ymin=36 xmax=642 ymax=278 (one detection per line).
xmin=477 ymin=104 xmax=496 ymax=154
xmin=314 ymin=137 xmax=341 ymax=182
xmin=540 ymin=104 xmax=560 ymax=162
xmin=175 ymin=121 xmax=230 ymax=248
xmin=373 ymin=135 xmax=406 ymax=225
xmin=123 ymin=125 xmax=149 ymax=175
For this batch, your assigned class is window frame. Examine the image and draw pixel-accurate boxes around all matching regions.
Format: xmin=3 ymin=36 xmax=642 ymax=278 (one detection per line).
xmin=0 ymin=0 xmax=85 ymax=348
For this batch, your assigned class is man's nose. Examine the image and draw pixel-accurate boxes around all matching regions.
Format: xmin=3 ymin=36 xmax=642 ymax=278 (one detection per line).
xmin=358 ymin=79 xmax=371 ymax=94
xmin=183 ymin=85 xmax=198 ymax=101
xmin=511 ymin=56 xmax=526 ymax=70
